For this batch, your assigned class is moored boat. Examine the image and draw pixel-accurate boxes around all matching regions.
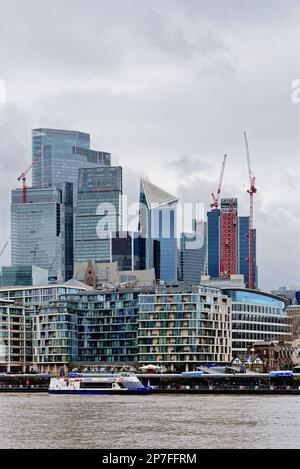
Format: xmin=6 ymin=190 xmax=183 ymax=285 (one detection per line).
xmin=49 ymin=373 xmax=152 ymax=395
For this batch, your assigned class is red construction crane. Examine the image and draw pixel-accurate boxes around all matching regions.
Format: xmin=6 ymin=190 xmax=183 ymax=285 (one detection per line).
xmin=243 ymin=131 xmax=257 ymax=290
xmin=211 ymin=154 xmax=228 ymax=209
xmin=17 ymin=153 xmax=43 ymax=203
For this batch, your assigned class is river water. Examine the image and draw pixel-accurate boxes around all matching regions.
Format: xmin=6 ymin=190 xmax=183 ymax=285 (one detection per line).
xmin=0 ymin=394 xmax=299 ymax=449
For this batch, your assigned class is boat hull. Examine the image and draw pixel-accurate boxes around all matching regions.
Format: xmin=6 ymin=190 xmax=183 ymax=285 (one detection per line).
xmin=49 ymin=388 xmax=152 ymax=395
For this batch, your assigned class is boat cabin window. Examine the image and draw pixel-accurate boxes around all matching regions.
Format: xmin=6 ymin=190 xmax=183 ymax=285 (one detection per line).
xmin=79 ymin=382 xmax=113 ymax=389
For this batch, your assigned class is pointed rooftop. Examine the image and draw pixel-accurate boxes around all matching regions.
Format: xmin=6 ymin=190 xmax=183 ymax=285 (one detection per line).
xmin=141 ymin=178 xmax=178 ymax=209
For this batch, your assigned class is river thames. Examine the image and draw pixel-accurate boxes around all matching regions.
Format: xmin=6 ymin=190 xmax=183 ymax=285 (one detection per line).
xmin=0 ymin=394 xmax=299 ymax=449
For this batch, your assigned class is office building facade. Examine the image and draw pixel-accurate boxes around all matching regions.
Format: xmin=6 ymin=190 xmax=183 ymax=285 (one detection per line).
xmin=11 ymin=186 xmax=70 ymax=283
xmin=75 ymin=166 xmax=122 ymax=264
xmin=110 ymin=231 xmax=143 ymax=272
xmin=179 ymin=220 xmax=207 ymax=285
xmin=0 ymin=266 xmax=48 ymax=287
xmin=238 ymin=217 xmax=257 ymax=291
xmin=222 ymin=288 xmax=291 ymax=354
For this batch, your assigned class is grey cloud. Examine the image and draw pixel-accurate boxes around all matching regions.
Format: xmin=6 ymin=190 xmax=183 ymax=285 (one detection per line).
xmin=0 ymin=0 xmax=299 ymax=290
xmin=166 ymin=155 xmax=213 ymax=178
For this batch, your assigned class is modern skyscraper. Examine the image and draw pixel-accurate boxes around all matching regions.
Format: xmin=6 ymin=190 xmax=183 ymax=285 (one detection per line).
xmin=238 ymin=217 xmax=257 ymax=290
xmin=32 ymin=128 xmax=111 ymax=205
xmin=207 ymin=198 xmax=258 ymax=289
xmin=74 ymin=167 xmax=122 ymax=263
xmin=220 ymin=198 xmax=238 ymax=278
xmin=11 ymin=186 xmax=71 ymax=283
xmin=207 ymin=208 xmax=221 ymax=278
xmin=110 ymin=231 xmax=143 ymax=272
xmin=179 ymin=220 xmax=207 ymax=285
xmin=139 ymin=178 xmax=178 ymax=284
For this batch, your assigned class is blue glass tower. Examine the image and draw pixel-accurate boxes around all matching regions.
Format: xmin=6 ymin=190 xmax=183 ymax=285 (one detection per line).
xmin=238 ymin=217 xmax=258 ymax=290
xmin=207 ymin=209 xmax=220 ymax=278
xmin=179 ymin=220 xmax=207 ymax=285
xmin=139 ymin=179 xmax=178 ymax=284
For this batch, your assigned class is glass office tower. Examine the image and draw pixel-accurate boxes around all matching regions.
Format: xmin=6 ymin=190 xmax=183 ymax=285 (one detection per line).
xmin=207 ymin=209 xmax=220 ymax=278
xmin=207 ymin=199 xmax=258 ymax=289
xmin=179 ymin=220 xmax=207 ymax=285
xmin=139 ymin=178 xmax=178 ymax=284
xmin=238 ymin=217 xmax=258 ymax=290
xmin=75 ymin=167 xmax=122 ymax=263
xmin=32 ymin=128 xmax=111 ymax=205
xmin=11 ymin=187 xmax=68 ymax=283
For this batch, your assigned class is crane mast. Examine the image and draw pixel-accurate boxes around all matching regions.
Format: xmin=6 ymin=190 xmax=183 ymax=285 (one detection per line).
xmin=17 ymin=153 xmax=43 ymax=203
xmin=211 ymin=154 xmax=228 ymax=210
xmin=243 ymin=131 xmax=257 ymax=289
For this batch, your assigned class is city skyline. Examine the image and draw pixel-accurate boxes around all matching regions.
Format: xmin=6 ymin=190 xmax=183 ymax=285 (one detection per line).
xmin=0 ymin=0 xmax=300 ymax=291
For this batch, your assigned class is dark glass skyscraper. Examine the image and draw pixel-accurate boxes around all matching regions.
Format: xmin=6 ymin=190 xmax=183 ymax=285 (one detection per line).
xmin=207 ymin=209 xmax=221 ymax=278
xmin=111 ymin=231 xmax=143 ymax=271
xmin=179 ymin=220 xmax=207 ymax=285
xmin=75 ymin=167 xmax=122 ymax=263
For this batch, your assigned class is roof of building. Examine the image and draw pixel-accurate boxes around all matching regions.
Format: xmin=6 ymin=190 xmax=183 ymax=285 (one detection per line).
xmin=231 ymin=353 xmax=264 ymax=364
xmin=221 ymin=287 xmax=290 ymax=306
xmin=74 ymin=260 xmax=156 ymax=288
xmin=63 ymin=279 xmax=94 ymax=290
xmin=141 ymin=178 xmax=178 ymax=208
xmin=0 ymin=281 xmax=90 ymax=292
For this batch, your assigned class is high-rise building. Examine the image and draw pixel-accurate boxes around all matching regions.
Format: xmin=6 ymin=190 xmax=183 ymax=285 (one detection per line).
xmin=139 ymin=178 xmax=178 ymax=284
xmin=32 ymin=128 xmax=111 ymax=205
xmin=110 ymin=231 xmax=143 ymax=272
xmin=74 ymin=167 xmax=122 ymax=263
xmin=220 ymin=198 xmax=238 ymax=278
xmin=238 ymin=217 xmax=257 ymax=291
xmin=56 ymin=182 xmax=74 ymax=280
xmin=207 ymin=198 xmax=258 ymax=289
xmin=207 ymin=208 xmax=221 ymax=278
xmin=11 ymin=185 xmax=73 ymax=283
xmin=179 ymin=220 xmax=207 ymax=285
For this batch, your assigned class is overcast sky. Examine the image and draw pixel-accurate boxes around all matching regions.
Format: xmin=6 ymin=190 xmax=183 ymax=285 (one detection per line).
xmin=0 ymin=0 xmax=299 ymax=291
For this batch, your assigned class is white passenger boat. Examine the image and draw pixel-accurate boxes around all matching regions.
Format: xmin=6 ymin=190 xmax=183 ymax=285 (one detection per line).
xmin=49 ymin=373 xmax=152 ymax=395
